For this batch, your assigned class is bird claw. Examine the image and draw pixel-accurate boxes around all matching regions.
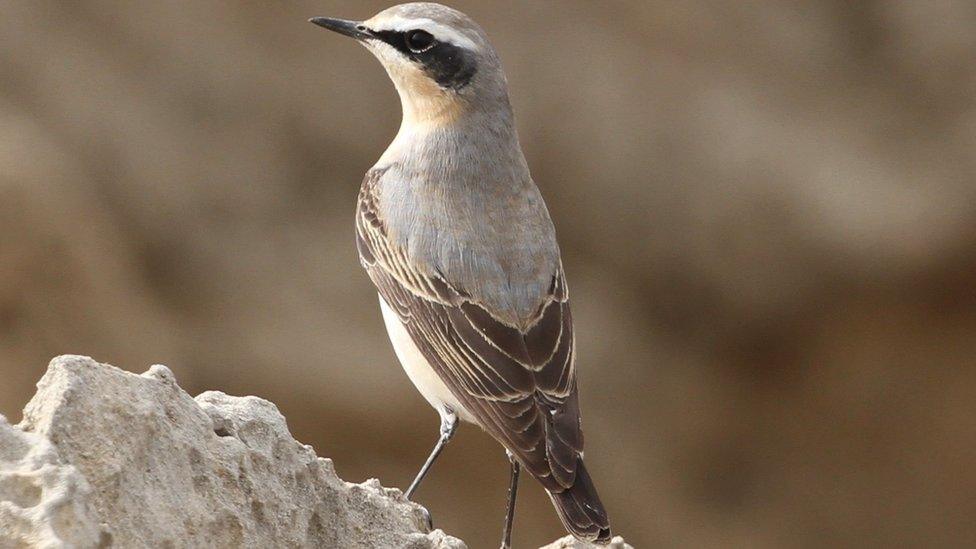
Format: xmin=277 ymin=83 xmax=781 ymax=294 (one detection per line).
xmin=419 ymin=507 xmax=434 ymax=531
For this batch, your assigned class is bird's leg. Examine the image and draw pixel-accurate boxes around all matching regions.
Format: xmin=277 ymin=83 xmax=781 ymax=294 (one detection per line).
xmin=500 ymin=450 xmax=521 ymax=549
xmin=405 ymin=408 xmax=458 ymax=500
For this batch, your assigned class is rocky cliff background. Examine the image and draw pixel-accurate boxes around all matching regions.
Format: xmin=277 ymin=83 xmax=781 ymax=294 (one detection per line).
xmin=2 ymin=1 xmax=975 ymax=547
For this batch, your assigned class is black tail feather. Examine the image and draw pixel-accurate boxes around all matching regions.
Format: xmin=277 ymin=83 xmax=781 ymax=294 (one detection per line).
xmin=547 ymin=460 xmax=612 ymax=544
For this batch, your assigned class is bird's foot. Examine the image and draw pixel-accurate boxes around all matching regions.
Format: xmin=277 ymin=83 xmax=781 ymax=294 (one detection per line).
xmin=419 ymin=506 xmax=434 ymax=531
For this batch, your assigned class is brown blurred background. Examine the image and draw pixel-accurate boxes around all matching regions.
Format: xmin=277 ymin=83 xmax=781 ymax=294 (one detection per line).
xmin=2 ymin=1 xmax=976 ymax=547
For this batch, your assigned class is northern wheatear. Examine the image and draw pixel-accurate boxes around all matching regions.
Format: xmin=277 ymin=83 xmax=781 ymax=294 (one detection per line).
xmin=310 ymin=4 xmax=611 ymax=546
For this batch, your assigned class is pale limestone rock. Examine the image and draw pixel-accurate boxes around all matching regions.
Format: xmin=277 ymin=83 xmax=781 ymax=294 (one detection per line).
xmin=539 ymin=535 xmax=634 ymax=549
xmin=11 ymin=355 xmax=463 ymax=548
xmin=1 ymin=356 xmax=631 ymax=548
xmin=0 ymin=414 xmax=103 ymax=548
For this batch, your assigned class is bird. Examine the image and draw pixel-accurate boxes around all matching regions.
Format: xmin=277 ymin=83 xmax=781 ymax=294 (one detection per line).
xmin=309 ymin=4 xmax=612 ymax=547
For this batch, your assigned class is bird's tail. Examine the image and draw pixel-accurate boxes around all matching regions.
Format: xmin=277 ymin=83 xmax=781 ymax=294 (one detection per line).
xmin=547 ymin=459 xmax=612 ymax=544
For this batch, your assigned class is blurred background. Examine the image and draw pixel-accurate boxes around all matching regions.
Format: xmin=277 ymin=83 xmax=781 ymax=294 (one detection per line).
xmin=2 ymin=1 xmax=975 ymax=547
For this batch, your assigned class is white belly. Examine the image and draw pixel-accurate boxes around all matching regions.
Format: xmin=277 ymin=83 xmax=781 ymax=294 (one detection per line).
xmin=379 ymin=296 xmax=474 ymax=423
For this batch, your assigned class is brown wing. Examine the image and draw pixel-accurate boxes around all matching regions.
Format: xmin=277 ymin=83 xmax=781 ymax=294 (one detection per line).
xmin=355 ymin=170 xmax=582 ymax=490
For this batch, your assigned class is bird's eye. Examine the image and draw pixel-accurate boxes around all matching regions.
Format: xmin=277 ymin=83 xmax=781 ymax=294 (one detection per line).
xmin=405 ymin=30 xmax=435 ymax=53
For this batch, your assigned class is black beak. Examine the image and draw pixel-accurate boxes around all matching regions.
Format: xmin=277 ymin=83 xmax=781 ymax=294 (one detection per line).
xmin=309 ymin=17 xmax=372 ymax=40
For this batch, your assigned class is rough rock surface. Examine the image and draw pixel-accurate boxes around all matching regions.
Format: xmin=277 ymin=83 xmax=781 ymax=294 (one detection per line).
xmin=0 ymin=414 xmax=103 ymax=548
xmin=540 ymin=536 xmax=633 ymax=549
xmin=1 ymin=356 xmax=628 ymax=548
xmin=6 ymin=356 xmax=461 ymax=548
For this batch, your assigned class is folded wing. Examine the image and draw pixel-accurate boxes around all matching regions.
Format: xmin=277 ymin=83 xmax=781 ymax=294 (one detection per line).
xmin=356 ymin=170 xmax=581 ymax=489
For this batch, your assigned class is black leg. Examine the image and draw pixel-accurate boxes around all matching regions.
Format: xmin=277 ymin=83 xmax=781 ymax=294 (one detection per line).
xmin=500 ymin=451 xmax=521 ymax=549
xmin=405 ymin=408 xmax=458 ymax=500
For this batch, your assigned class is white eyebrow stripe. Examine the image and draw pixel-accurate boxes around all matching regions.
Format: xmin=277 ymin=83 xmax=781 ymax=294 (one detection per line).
xmin=370 ymin=15 xmax=479 ymax=51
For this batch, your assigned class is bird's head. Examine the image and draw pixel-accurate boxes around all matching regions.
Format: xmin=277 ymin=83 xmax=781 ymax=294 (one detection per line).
xmin=311 ymin=3 xmax=509 ymax=125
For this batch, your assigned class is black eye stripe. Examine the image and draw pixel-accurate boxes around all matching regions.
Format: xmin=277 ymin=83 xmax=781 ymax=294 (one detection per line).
xmin=370 ymin=29 xmax=478 ymax=91
xmin=371 ymin=30 xmax=416 ymax=55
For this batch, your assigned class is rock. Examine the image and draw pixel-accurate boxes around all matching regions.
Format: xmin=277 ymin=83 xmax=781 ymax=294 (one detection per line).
xmin=9 ymin=356 xmax=463 ymax=548
xmin=540 ymin=535 xmax=634 ymax=549
xmin=1 ymin=356 xmax=631 ymax=548
xmin=0 ymin=414 xmax=104 ymax=548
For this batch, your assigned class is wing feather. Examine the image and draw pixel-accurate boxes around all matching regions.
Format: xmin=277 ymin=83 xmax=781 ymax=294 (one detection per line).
xmin=356 ymin=170 xmax=582 ymax=491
